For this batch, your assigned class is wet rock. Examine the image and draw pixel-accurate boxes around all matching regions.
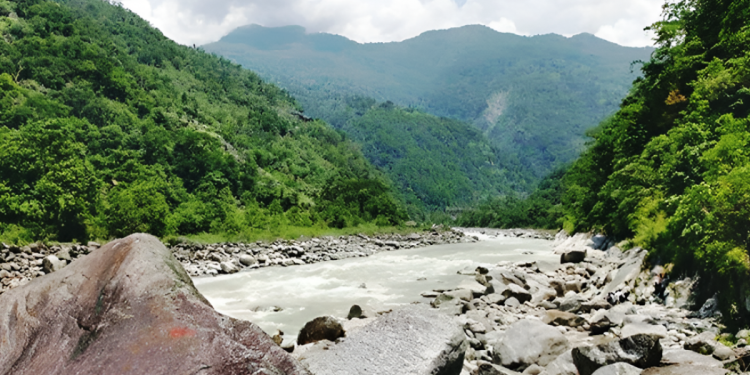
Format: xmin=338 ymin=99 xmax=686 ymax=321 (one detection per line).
xmin=490 ymin=319 xmax=570 ymax=371
xmin=572 ymin=334 xmax=662 ymax=375
xmin=590 ymin=362 xmax=642 ymax=375
xmin=0 ymin=234 xmax=306 ymax=375
xmin=346 ymin=304 xmax=375 ymax=320
xmin=560 ymin=250 xmax=586 ymax=264
xmin=297 ymin=316 xmax=345 ymax=346
xmin=296 ymin=305 xmax=467 ymax=375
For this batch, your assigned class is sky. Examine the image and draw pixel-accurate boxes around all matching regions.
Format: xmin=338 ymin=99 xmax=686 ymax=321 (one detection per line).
xmin=117 ymin=0 xmax=665 ymax=48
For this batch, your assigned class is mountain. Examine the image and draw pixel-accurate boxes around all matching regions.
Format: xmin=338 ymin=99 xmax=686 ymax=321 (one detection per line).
xmin=203 ymin=25 xmax=654 ymax=180
xmin=0 ymin=0 xmax=406 ymax=243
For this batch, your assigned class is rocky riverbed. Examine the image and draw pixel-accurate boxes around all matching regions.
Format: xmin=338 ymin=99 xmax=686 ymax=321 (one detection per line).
xmin=0 ymin=226 xmax=495 ymax=295
xmin=1 ymin=228 xmax=745 ymax=375
xmin=172 ymin=226 xmax=482 ymax=277
xmin=278 ymin=231 xmax=749 ymax=375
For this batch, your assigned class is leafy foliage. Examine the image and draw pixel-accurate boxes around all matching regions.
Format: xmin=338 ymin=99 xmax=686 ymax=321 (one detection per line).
xmin=456 ymin=167 xmax=566 ymax=229
xmin=561 ymin=0 xmax=750 ymax=323
xmin=322 ymin=99 xmax=531 ymax=217
xmin=0 ymin=0 xmax=405 ymax=242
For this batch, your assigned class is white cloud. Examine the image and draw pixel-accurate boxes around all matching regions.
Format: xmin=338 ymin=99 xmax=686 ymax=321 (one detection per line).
xmin=116 ymin=0 xmax=664 ymax=47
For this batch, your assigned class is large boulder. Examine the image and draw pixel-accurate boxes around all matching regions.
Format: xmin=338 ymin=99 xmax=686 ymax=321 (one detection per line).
xmin=572 ymin=334 xmax=662 ymax=375
xmin=490 ymin=319 xmax=570 ymax=371
xmin=297 ymin=316 xmax=345 ymax=345
xmin=0 ymin=234 xmax=307 ymax=375
xmin=296 ymin=305 xmax=467 ymax=375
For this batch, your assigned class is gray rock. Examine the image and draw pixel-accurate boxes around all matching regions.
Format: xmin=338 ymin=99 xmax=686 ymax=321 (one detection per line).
xmin=239 ymin=254 xmax=257 ymax=266
xmin=711 ymin=345 xmax=735 ymax=361
xmin=572 ymin=334 xmax=662 ymax=375
xmin=55 ymin=249 xmax=72 ymax=262
xmin=661 ymin=349 xmax=723 ymax=368
xmin=696 ymin=296 xmax=719 ymax=319
xmin=42 ymin=255 xmax=66 ymax=274
xmin=539 ymin=350 xmax=577 ymax=375
xmin=621 ymin=322 xmax=668 ymax=339
xmin=522 ymin=364 xmax=543 ymax=375
xmin=557 ymin=295 xmax=586 ymax=313
xmin=591 ymin=362 xmax=642 ymax=375
xmin=296 ymin=305 xmax=467 ymax=375
xmin=504 ymin=297 xmax=520 ymax=308
xmin=491 ymin=319 xmax=570 ymax=371
xmin=297 ymin=316 xmax=345 ymax=345
xmin=220 ymin=261 xmax=239 ymax=274
xmin=684 ymin=331 xmax=718 ymax=355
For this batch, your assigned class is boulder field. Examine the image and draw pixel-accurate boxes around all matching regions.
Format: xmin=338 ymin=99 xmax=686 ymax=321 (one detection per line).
xmin=0 ymin=234 xmax=307 ymax=375
xmin=1 ymin=228 xmax=746 ymax=375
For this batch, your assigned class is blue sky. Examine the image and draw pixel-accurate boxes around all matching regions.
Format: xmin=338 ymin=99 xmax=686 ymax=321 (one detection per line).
xmin=118 ymin=0 xmax=665 ymax=47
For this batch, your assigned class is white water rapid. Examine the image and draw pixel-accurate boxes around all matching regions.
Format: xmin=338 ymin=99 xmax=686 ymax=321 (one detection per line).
xmin=192 ymin=235 xmax=557 ymax=339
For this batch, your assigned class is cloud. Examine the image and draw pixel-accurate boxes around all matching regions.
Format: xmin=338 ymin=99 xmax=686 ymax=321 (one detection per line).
xmin=116 ymin=0 xmax=664 ymax=47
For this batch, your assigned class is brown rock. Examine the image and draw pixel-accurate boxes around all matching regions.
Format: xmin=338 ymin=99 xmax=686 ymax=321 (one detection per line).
xmin=0 ymin=234 xmax=307 ymax=375
xmin=543 ymin=310 xmax=586 ymax=328
xmin=297 ymin=316 xmax=345 ymax=345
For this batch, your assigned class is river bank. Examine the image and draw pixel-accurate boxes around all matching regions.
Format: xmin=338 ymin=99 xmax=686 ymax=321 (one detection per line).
xmin=0 ymin=226 xmax=554 ymax=295
xmin=270 ymin=231 xmax=744 ymax=374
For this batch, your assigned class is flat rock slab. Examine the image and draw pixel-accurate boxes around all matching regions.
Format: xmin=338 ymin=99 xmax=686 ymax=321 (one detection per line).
xmin=641 ymin=364 xmax=728 ymax=375
xmin=296 ymin=305 xmax=467 ymax=375
xmin=661 ymin=349 xmax=724 ymax=368
xmin=0 ymin=234 xmax=307 ymax=375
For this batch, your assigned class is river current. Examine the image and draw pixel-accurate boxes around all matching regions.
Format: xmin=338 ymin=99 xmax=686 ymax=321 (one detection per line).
xmin=192 ymin=234 xmax=558 ymax=338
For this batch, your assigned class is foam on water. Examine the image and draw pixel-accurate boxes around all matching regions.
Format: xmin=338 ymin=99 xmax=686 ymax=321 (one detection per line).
xmin=192 ymin=236 xmax=556 ymax=338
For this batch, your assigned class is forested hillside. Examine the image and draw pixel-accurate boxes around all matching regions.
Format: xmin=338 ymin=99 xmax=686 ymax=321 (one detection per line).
xmin=327 ymin=97 xmax=532 ymax=218
xmin=557 ymin=0 xmax=750 ymax=323
xmin=0 ymin=0 xmax=406 ymax=243
xmin=204 ymin=26 xmax=653 ymax=180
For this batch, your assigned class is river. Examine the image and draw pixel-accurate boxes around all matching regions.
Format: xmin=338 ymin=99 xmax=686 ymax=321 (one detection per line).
xmin=192 ymin=234 xmax=558 ymax=338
